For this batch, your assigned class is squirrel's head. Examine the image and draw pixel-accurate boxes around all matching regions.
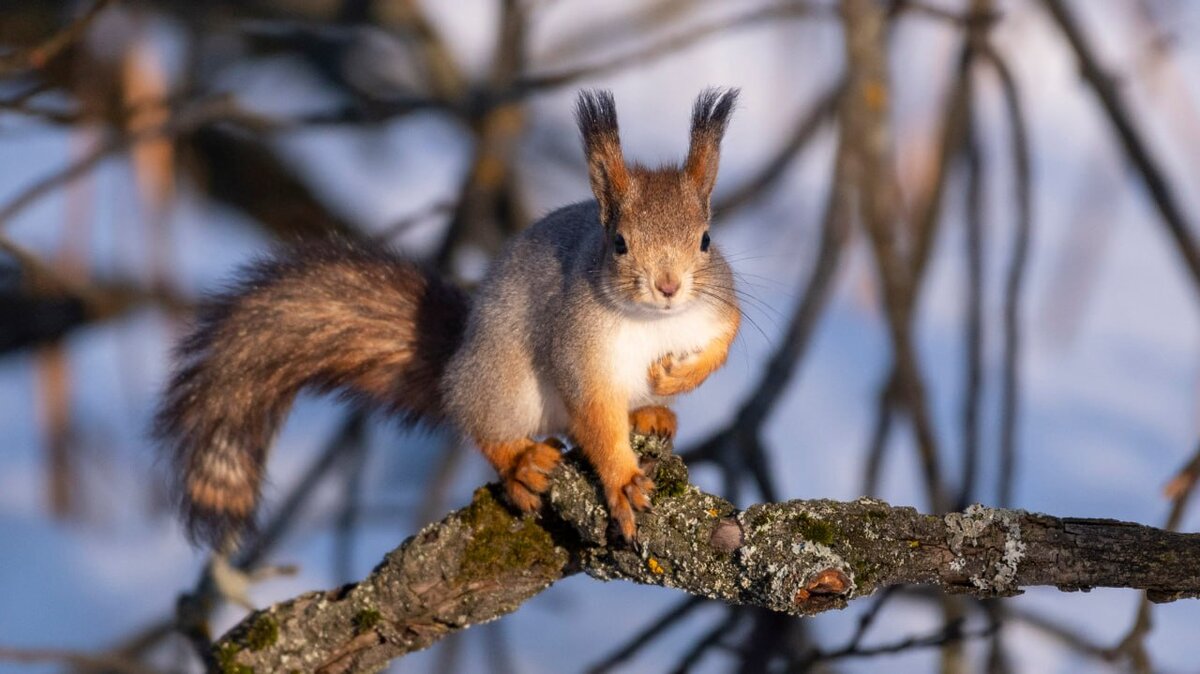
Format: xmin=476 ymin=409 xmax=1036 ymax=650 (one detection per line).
xmin=576 ymin=87 xmax=739 ymax=313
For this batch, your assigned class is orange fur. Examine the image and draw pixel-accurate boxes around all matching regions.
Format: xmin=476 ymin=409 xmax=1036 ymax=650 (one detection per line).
xmin=597 ymin=139 xmax=631 ymax=197
xmin=684 ymin=144 xmax=713 ymax=190
xmin=648 ymin=313 xmax=739 ymax=396
xmin=570 ymin=387 xmax=653 ymax=541
xmin=629 ymin=406 xmax=677 ymax=440
xmin=478 ymin=438 xmax=563 ymax=512
xmin=189 ymin=481 xmax=254 ymax=516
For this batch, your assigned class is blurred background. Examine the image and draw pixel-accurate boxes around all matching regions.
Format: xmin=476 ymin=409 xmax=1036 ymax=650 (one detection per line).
xmin=1 ymin=0 xmax=1199 ymax=672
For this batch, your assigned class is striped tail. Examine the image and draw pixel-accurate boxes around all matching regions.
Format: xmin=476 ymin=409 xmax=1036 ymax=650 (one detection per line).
xmin=154 ymin=238 xmax=468 ymax=547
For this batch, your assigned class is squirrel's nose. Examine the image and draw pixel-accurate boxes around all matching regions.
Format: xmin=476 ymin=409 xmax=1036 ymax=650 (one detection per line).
xmin=655 ymin=274 xmax=680 ymax=298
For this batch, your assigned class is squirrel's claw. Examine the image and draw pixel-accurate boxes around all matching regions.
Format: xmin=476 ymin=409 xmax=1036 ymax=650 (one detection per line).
xmin=501 ymin=440 xmax=563 ymax=513
xmin=625 ymin=474 xmax=654 ymax=511
xmin=648 ymin=352 xmax=703 ymax=397
xmin=607 ymin=471 xmax=655 ymax=542
xmin=630 ymin=406 xmax=677 ymax=440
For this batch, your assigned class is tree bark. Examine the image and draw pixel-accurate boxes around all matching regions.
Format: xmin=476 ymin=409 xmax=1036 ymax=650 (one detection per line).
xmin=214 ymin=436 xmax=1200 ymax=673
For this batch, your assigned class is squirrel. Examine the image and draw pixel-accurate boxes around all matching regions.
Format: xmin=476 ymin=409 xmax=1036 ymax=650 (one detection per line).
xmin=156 ymin=87 xmax=741 ymax=547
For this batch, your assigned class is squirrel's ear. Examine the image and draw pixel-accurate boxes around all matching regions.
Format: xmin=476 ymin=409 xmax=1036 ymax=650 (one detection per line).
xmin=684 ymin=87 xmax=739 ymax=204
xmin=576 ymin=89 xmax=631 ymax=226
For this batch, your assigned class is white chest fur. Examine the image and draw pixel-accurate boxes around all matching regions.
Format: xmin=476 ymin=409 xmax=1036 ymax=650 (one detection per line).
xmin=609 ymin=304 xmax=724 ymax=407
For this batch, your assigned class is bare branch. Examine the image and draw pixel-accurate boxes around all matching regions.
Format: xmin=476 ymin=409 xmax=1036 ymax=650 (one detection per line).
xmin=684 ymin=109 xmax=853 ymax=499
xmin=980 ymin=42 xmax=1033 ymax=509
xmin=1042 ymin=0 xmax=1200 ymax=298
xmin=959 ymin=85 xmax=985 ymax=510
xmin=585 ymin=596 xmax=707 ymax=674
xmin=215 ymin=437 xmax=1200 ymax=673
xmin=0 ymin=97 xmax=243 ymax=231
xmin=0 ymin=0 xmax=116 ymax=75
xmin=713 ymin=80 xmax=842 ymax=220
xmin=840 ymin=0 xmax=948 ymax=511
xmin=1108 ymin=440 xmax=1200 ymax=672
xmin=516 ymin=2 xmax=830 ymax=93
xmin=0 ymin=645 xmax=159 ymax=674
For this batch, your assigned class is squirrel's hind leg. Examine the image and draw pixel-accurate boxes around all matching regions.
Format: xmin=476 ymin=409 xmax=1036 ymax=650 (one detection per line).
xmin=478 ymin=438 xmax=563 ymax=512
xmin=570 ymin=396 xmax=655 ymax=541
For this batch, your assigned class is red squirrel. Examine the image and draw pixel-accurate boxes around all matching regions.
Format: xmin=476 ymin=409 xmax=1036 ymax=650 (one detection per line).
xmin=156 ymin=88 xmax=741 ymax=546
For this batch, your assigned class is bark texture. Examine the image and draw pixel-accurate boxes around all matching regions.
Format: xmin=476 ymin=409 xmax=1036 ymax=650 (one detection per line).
xmin=215 ymin=436 xmax=1200 ymax=673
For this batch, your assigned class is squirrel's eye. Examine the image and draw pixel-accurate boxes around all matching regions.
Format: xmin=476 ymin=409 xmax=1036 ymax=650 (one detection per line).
xmin=700 ymin=231 xmax=711 ymax=252
xmin=613 ymin=233 xmax=628 ymax=255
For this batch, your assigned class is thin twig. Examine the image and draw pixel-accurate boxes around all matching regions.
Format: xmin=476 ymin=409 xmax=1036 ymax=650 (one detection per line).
xmin=863 ymin=40 xmax=975 ymax=499
xmin=683 ymin=131 xmax=853 ymax=503
xmin=910 ymin=42 xmax=976 ymax=299
xmin=415 ymin=436 xmax=469 ymax=527
xmin=0 ymin=646 xmax=160 ymax=674
xmin=586 ymin=596 xmax=708 ymax=674
xmin=0 ymin=0 xmax=117 ymax=75
xmin=434 ymin=0 xmax=531 ymax=272
xmin=373 ymin=200 xmax=455 ymax=244
xmin=1163 ymin=443 xmax=1200 ymax=501
xmin=0 ymin=96 xmax=242 ymax=231
xmin=895 ymin=0 xmax=1000 ymax=28
xmin=959 ymin=87 xmax=984 ymax=510
xmin=394 ymin=0 xmax=466 ymax=100
xmin=1041 ymin=0 xmax=1200 ymax=297
xmin=667 ymin=608 xmax=743 ymax=674
xmin=898 ymin=585 xmax=1116 ymax=664
xmin=979 ymin=43 xmax=1032 ymax=509
xmin=736 ymin=608 xmax=801 ymax=673
xmin=333 ymin=415 xmax=370 ymax=583
xmin=862 ymin=385 xmax=897 ymax=496
xmin=516 ymin=2 xmax=830 ymax=93
xmin=72 ymin=618 xmax=175 ymax=674
xmin=791 ymin=619 xmax=996 ymax=669
xmin=537 ymin=0 xmax=708 ymax=65
xmin=1004 ymin=606 xmax=1113 ymax=661
xmin=235 ymin=413 xmax=366 ymax=569
xmin=714 ymin=80 xmax=843 ymax=219
xmin=1108 ymin=441 xmax=1200 ymax=672
xmin=841 ymin=0 xmax=948 ymax=512
xmin=844 ymin=585 xmax=900 ymax=654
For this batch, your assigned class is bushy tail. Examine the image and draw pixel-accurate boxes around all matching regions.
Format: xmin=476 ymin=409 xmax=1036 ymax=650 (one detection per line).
xmin=154 ymin=238 xmax=468 ymax=548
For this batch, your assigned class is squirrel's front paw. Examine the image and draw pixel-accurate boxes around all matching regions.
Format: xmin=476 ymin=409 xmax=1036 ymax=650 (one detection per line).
xmin=648 ymin=352 xmax=702 ymax=397
xmin=500 ymin=441 xmax=562 ymax=512
xmin=606 ymin=470 xmax=655 ymax=542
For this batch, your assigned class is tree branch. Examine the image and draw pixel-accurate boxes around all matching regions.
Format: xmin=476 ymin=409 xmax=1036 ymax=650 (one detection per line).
xmin=0 ymin=0 xmax=116 ymax=75
xmin=515 ymin=2 xmax=829 ymax=94
xmin=1041 ymin=0 xmax=1200 ymax=298
xmin=215 ymin=436 xmax=1200 ymax=673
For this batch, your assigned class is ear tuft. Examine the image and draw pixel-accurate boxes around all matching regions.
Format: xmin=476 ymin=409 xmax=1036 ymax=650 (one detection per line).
xmin=576 ymin=89 xmax=620 ymax=149
xmin=576 ymin=89 xmax=630 ymax=226
xmin=685 ymin=87 xmax=740 ymax=203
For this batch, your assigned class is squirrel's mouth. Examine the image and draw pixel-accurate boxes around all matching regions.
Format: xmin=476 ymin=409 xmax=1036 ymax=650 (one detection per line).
xmin=661 ymin=296 xmax=688 ymax=310
xmin=626 ymin=295 xmax=686 ymax=315
xmin=645 ymin=294 xmax=692 ymax=313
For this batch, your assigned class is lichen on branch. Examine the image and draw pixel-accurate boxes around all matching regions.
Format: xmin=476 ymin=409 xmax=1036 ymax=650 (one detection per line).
xmin=215 ymin=434 xmax=1200 ymax=673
